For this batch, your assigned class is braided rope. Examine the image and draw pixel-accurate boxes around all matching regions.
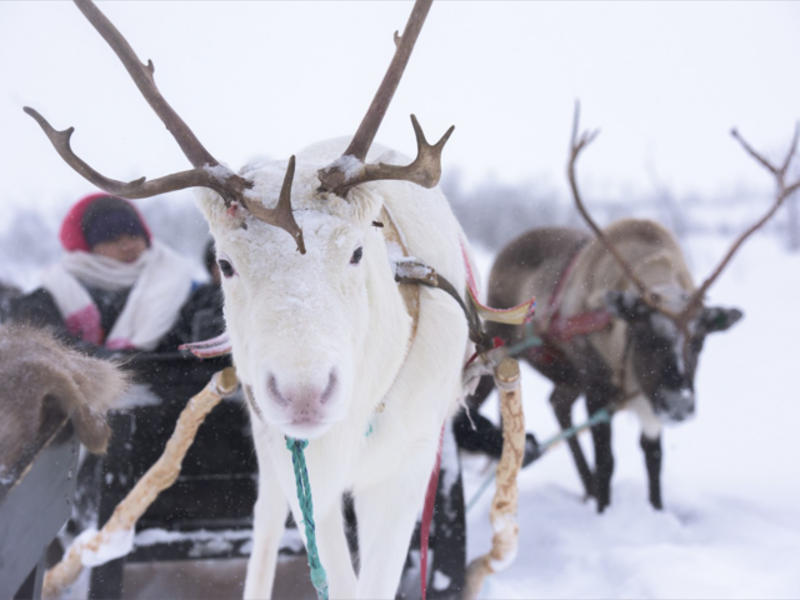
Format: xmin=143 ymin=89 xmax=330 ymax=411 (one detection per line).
xmin=286 ymin=437 xmax=329 ymax=600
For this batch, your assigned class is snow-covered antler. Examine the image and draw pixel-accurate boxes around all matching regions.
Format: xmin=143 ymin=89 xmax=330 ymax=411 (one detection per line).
xmin=24 ymin=0 xmax=305 ymax=253
xmin=316 ymin=0 xmax=454 ymax=197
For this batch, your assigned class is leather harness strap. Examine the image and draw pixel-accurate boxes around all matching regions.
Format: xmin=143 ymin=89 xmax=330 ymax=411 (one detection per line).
xmin=540 ymin=244 xmax=640 ymax=406
xmin=541 ymin=246 xmax=612 ymax=344
xmin=394 ymin=260 xmax=489 ymax=350
xmin=380 ymin=205 xmax=493 ymax=352
xmin=379 ymin=206 xmax=422 ymax=338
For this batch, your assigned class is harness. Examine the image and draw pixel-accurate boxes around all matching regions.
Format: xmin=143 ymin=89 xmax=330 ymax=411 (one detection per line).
xmin=540 ymin=246 xmax=612 ymax=344
xmin=530 ymin=245 xmax=641 ymax=405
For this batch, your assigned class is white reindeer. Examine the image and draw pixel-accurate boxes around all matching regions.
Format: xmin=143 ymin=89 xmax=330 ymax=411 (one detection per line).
xmin=26 ymin=1 xmax=473 ymax=597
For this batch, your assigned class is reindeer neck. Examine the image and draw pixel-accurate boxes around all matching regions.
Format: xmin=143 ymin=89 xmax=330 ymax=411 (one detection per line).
xmin=350 ymin=206 xmax=418 ymax=423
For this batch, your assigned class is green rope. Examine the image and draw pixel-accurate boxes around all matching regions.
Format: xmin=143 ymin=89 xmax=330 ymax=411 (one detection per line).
xmin=505 ymin=320 xmax=543 ymax=356
xmin=286 ymin=437 xmax=329 ymax=600
xmin=465 ymin=407 xmax=613 ymax=513
xmin=537 ymin=407 xmax=613 ymax=453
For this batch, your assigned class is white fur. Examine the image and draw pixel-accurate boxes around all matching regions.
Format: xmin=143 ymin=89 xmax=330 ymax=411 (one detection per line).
xmin=627 ymin=394 xmax=663 ymax=440
xmin=195 ymin=138 xmax=471 ymax=599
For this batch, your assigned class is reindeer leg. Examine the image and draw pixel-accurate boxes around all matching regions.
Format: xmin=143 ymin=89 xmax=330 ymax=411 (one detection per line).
xmin=244 ymin=455 xmax=288 ymax=600
xmin=640 ymin=434 xmax=663 ymax=510
xmin=549 ymin=385 xmax=595 ymax=499
xmin=314 ymin=504 xmax=358 ymax=598
xmin=586 ymin=393 xmax=614 ymax=513
xmin=354 ymin=446 xmax=437 ymax=599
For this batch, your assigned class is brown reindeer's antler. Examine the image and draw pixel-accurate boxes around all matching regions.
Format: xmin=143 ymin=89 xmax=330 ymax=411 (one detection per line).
xmin=25 ymin=0 xmax=305 ymax=254
xmin=317 ymin=0 xmax=454 ymax=197
xmin=567 ymin=102 xmax=679 ymax=318
xmin=568 ymin=101 xmax=800 ymax=329
xmin=683 ymin=124 xmax=800 ymax=316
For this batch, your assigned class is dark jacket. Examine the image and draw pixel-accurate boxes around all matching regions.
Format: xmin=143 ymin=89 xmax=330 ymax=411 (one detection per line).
xmin=173 ymin=282 xmax=226 ymax=345
xmin=7 ymin=282 xmax=224 ymax=356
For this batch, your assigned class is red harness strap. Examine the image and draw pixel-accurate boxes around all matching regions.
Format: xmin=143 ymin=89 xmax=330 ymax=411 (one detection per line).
xmin=548 ymin=310 xmax=612 ymax=343
xmin=420 ymin=422 xmax=446 ymax=600
xmin=544 ymin=247 xmax=612 ymax=344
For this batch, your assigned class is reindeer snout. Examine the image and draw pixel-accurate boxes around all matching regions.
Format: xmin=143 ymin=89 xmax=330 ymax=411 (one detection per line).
xmin=256 ymin=364 xmax=345 ymax=439
xmin=657 ymin=387 xmax=695 ymax=424
xmin=266 ymin=369 xmax=338 ymax=421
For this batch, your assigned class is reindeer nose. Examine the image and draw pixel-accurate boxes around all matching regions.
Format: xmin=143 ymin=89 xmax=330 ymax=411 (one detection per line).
xmin=266 ymin=370 xmax=338 ymax=408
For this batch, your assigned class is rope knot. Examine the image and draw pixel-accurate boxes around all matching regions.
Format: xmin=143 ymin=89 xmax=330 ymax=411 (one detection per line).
xmin=286 ymin=437 xmax=309 ymax=452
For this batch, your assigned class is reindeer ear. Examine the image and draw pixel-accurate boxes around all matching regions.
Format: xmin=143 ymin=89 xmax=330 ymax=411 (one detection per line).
xmin=605 ymin=291 xmax=650 ymax=322
xmin=701 ymin=306 xmax=744 ymax=333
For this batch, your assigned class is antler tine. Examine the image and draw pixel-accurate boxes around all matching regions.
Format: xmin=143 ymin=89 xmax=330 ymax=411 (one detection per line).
xmin=362 ymin=114 xmax=453 ymax=188
xmin=243 ymin=156 xmax=306 ymax=255
xmin=344 ymin=0 xmax=432 ymax=163
xmin=321 ymin=115 xmax=454 ymax=195
xmin=26 ymin=0 xmax=306 ymax=253
xmin=779 ymin=122 xmax=800 ymax=176
xmin=318 ymin=0 xmax=454 ymax=196
xmin=24 ymin=107 xmax=221 ymax=199
xmin=685 ymin=126 xmax=800 ymax=316
xmin=73 ymin=0 xmax=216 ymax=169
xmin=568 ymin=102 xmax=668 ymax=312
xmin=25 ymin=104 xmax=307 ymax=253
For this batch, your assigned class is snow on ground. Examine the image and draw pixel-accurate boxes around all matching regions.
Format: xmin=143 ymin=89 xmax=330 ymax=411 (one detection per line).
xmin=4 ymin=220 xmax=798 ymax=598
xmin=464 ymin=235 xmax=800 ymax=599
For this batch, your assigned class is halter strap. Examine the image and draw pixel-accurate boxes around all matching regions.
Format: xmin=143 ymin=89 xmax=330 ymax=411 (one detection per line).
xmin=542 ymin=245 xmax=612 ymax=344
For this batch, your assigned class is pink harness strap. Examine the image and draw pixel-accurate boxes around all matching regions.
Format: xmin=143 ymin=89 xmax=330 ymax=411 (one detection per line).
xmin=179 ymin=331 xmax=232 ymax=358
xmin=420 ymin=422 xmax=446 ymax=600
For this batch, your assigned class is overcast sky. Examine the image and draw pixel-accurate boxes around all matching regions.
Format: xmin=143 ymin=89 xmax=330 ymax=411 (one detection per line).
xmin=1 ymin=1 xmax=799 ymax=220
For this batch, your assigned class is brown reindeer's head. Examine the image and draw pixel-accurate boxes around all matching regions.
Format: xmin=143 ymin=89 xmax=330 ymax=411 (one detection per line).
xmin=569 ymin=102 xmax=799 ymax=420
xmin=606 ymin=290 xmax=742 ymax=421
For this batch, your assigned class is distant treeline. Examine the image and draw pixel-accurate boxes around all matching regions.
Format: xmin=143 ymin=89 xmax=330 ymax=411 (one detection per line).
xmin=442 ymin=171 xmax=797 ymax=251
xmin=1 ymin=175 xmax=795 ymax=291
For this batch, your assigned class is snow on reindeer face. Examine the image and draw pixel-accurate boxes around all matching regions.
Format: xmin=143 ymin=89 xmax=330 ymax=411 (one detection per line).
xmin=197 ymin=158 xmax=385 ymax=440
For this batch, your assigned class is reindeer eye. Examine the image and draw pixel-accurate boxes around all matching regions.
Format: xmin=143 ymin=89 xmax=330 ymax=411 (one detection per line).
xmin=350 ymin=247 xmax=363 ymax=265
xmin=218 ymin=259 xmax=235 ymax=278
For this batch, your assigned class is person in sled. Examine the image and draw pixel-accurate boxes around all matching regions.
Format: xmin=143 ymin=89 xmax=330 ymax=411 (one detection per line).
xmin=173 ymin=239 xmax=225 ymax=344
xmin=8 ymin=193 xmax=194 ymax=354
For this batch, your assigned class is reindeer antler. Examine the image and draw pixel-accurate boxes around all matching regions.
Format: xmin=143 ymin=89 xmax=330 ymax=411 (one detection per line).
xmin=317 ymin=0 xmax=454 ymax=196
xmin=568 ymin=102 xmax=800 ymax=329
xmin=25 ymin=0 xmax=305 ymax=254
xmin=684 ymin=124 xmax=800 ymax=316
xmin=567 ymin=102 xmax=675 ymax=316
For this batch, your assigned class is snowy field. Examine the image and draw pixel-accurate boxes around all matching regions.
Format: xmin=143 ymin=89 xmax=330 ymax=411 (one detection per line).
xmin=3 ymin=223 xmax=798 ymax=599
xmin=464 ymin=236 xmax=800 ymax=599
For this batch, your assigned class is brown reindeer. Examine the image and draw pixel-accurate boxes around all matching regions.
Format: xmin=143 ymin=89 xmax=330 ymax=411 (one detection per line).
xmin=0 ymin=324 xmax=128 ymax=472
xmin=467 ymin=106 xmax=800 ymax=513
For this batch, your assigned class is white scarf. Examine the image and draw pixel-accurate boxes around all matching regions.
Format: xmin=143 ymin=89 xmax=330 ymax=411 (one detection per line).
xmin=42 ymin=240 xmax=194 ymax=351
